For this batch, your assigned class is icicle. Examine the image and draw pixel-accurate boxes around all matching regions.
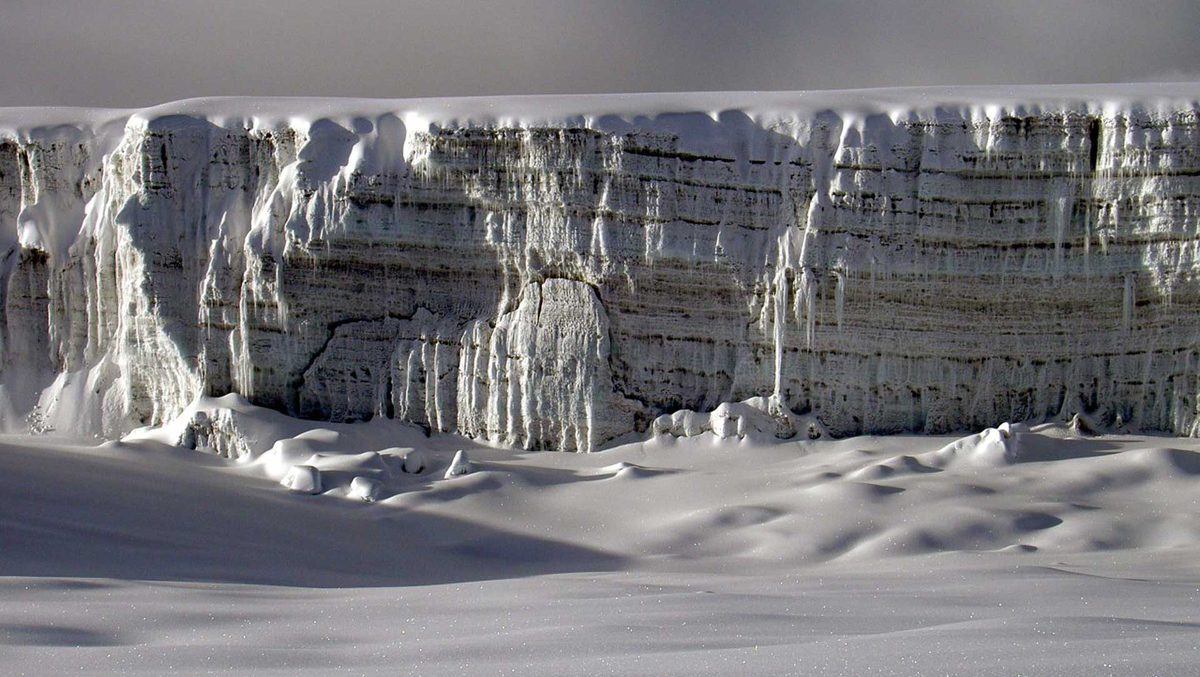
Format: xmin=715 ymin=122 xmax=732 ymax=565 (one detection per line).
xmin=1123 ymin=273 xmax=1135 ymax=333
xmin=834 ymin=270 xmax=845 ymax=335
xmin=798 ymin=267 xmax=817 ymax=349
xmin=772 ymin=263 xmax=790 ymax=401
xmin=770 ymin=227 xmax=795 ymax=401
xmin=1082 ymin=202 xmax=1091 ymax=277
xmin=1049 ymin=181 xmax=1072 ymax=280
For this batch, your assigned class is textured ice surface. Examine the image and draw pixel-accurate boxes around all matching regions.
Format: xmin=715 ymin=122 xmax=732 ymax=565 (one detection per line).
xmin=444 ymin=449 xmax=471 ymax=479
xmin=348 ymin=475 xmax=382 ymax=502
xmin=5 ymin=85 xmax=1200 ymax=448
xmin=280 ymin=464 xmax=321 ymax=494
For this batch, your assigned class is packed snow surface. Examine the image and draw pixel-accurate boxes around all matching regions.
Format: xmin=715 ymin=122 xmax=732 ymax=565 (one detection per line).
xmin=2 ymin=398 xmax=1200 ymax=674
xmin=6 ymin=84 xmax=1200 ymax=448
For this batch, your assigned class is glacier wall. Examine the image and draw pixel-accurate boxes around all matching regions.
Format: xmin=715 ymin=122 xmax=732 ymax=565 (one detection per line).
xmin=3 ymin=86 xmax=1200 ymax=449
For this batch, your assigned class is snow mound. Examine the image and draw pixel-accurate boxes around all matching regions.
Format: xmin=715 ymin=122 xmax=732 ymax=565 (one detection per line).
xmin=1123 ymin=447 xmax=1200 ymax=479
xmin=845 ymin=454 xmax=941 ymax=481
xmin=400 ymin=449 xmax=426 ymax=474
xmin=98 ymin=398 xmax=1200 ymax=567
xmin=651 ymin=398 xmax=826 ymax=442
xmin=585 ymin=462 xmax=666 ymax=480
xmin=924 ymin=422 xmax=1028 ymax=467
xmin=444 ymin=450 xmax=472 ymax=479
xmin=301 ymin=451 xmax=390 ymax=477
xmin=348 ymin=476 xmax=383 ymax=502
xmin=281 ymin=465 xmax=322 ymax=495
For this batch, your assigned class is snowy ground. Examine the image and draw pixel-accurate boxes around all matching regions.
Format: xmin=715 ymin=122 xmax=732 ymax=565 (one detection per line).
xmin=3 ymin=401 xmax=1199 ymax=675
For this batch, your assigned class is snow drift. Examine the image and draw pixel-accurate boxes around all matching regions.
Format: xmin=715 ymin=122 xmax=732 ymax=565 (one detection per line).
xmin=5 ymin=85 xmax=1200 ymax=449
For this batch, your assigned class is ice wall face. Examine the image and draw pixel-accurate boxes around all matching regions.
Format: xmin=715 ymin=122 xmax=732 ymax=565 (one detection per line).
xmin=808 ymin=111 xmax=1200 ymax=435
xmin=4 ymin=88 xmax=1200 ymax=447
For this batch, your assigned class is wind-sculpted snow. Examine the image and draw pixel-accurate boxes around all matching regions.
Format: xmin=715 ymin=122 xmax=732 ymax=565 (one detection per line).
xmin=4 ymin=85 xmax=1200 ymax=448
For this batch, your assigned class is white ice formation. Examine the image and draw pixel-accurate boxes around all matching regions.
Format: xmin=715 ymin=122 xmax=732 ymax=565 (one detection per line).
xmin=400 ymin=449 xmax=426 ymax=474
xmin=444 ymin=450 xmax=472 ymax=479
xmin=177 ymin=409 xmax=252 ymax=459
xmin=348 ymin=475 xmax=382 ymax=502
xmin=4 ymin=85 xmax=1200 ymax=449
xmin=281 ymin=464 xmax=322 ymax=494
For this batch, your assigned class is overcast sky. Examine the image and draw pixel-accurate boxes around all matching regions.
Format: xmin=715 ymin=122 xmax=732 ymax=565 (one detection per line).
xmin=2 ymin=0 xmax=1199 ymax=108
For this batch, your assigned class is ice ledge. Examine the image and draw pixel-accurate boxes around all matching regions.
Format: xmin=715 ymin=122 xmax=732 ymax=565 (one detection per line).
xmin=5 ymin=82 xmax=1200 ymax=143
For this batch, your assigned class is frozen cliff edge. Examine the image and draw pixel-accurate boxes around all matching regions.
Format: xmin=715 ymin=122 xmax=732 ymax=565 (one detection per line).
xmin=4 ymin=84 xmax=1200 ymax=450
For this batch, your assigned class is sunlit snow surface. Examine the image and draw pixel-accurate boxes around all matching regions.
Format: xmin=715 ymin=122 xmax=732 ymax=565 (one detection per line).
xmin=2 ymin=398 xmax=1199 ymax=675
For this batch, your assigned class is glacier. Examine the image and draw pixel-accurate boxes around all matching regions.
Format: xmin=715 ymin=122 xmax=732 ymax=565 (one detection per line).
xmin=3 ymin=84 xmax=1200 ymax=450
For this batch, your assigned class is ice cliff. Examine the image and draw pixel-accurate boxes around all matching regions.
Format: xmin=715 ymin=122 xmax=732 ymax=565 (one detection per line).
xmin=4 ymin=85 xmax=1200 ymax=449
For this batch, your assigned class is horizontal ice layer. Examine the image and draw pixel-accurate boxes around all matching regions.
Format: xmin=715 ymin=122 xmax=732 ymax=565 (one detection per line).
xmin=4 ymin=84 xmax=1200 ymax=448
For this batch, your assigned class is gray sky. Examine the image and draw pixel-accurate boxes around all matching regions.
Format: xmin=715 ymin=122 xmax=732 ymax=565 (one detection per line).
xmin=3 ymin=0 xmax=1199 ymax=107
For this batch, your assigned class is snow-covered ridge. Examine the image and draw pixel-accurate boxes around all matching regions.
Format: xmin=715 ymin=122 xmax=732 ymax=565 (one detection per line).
xmin=5 ymin=84 xmax=1200 ymax=448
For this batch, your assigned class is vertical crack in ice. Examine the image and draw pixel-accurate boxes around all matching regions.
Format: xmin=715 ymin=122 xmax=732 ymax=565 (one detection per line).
xmin=1123 ymin=272 xmax=1135 ymax=333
